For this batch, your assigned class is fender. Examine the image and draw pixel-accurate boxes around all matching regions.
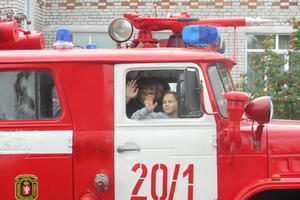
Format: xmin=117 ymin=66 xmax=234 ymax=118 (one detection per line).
xmin=234 ymin=178 xmax=300 ymax=200
xmin=80 ymin=193 xmax=98 ymax=200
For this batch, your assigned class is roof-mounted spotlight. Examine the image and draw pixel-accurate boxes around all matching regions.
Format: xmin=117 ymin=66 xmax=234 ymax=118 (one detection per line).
xmin=108 ymin=18 xmax=133 ymax=43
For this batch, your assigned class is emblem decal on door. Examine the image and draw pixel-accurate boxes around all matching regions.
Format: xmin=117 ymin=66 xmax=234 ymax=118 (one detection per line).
xmin=15 ymin=174 xmax=38 ymax=200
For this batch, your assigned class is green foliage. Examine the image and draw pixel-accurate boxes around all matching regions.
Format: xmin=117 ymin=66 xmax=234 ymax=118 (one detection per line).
xmin=238 ymin=18 xmax=300 ymax=120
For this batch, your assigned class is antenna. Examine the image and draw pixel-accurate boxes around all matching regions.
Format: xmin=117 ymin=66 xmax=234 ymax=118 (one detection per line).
xmin=153 ymin=4 xmax=158 ymax=18
xmin=233 ymin=27 xmax=236 ymax=63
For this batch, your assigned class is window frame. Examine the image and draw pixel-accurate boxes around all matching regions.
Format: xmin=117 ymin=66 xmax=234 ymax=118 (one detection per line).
xmin=115 ymin=62 xmax=215 ymax=125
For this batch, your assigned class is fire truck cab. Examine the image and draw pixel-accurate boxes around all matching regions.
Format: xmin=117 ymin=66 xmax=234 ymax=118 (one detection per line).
xmin=1 ymin=8 xmax=300 ymax=200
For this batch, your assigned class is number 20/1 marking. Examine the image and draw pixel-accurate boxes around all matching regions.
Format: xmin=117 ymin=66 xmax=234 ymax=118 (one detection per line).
xmin=131 ymin=163 xmax=194 ymax=200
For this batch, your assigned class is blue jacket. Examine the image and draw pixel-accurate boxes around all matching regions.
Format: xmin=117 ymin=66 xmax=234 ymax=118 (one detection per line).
xmin=131 ymin=107 xmax=168 ymax=119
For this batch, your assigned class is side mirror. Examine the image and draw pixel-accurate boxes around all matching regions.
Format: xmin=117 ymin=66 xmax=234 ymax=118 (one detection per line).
xmin=245 ymin=96 xmax=273 ymax=152
xmin=177 ymin=67 xmax=202 ymax=118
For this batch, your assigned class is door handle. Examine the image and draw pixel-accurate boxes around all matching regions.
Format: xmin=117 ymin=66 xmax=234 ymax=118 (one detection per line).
xmin=117 ymin=146 xmax=141 ymax=153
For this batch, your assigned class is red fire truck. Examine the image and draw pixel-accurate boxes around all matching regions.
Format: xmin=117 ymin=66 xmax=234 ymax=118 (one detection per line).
xmin=1 ymin=7 xmax=300 ymax=200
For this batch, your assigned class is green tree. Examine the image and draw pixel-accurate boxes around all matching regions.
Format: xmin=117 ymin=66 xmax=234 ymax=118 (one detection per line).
xmin=238 ymin=19 xmax=300 ymax=120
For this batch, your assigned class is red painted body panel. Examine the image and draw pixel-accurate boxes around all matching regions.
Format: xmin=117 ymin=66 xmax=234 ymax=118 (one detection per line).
xmin=217 ymin=120 xmax=269 ymax=200
xmin=0 ymin=154 xmax=73 ymax=199
xmin=267 ymin=121 xmax=300 ymax=178
xmin=267 ymin=120 xmax=300 ymax=154
xmin=0 ymin=48 xmax=234 ymax=68
xmin=57 ymin=63 xmax=114 ymax=199
xmin=217 ymin=118 xmax=300 ymax=199
xmin=218 ymin=155 xmax=268 ymax=200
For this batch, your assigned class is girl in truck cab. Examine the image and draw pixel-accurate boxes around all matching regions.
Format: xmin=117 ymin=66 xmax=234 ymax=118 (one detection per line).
xmin=131 ymin=91 xmax=178 ymax=119
xmin=153 ymin=77 xmax=171 ymax=112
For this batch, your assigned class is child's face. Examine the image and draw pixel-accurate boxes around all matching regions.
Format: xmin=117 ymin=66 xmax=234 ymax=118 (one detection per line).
xmin=163 ymin=93 xmax=178 ymax=115
xmin=139 ymin=88 xmax=155 ymax=103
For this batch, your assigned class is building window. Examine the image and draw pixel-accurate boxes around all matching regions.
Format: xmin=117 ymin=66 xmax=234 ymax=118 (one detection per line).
xmin=72 ymin=33 xmax=115 ymax=49
xmin=72 ymin=31 xmax=172 ymax=49
xmin=246 ymin=34 xmax=290 ymax=88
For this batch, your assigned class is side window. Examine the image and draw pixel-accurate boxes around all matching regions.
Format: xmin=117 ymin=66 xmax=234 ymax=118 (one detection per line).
xmin=208 ymin=64 xmax=234 ymax=117
xmin=0 ymin=71 xmax=61 ymax=120
xmin=125 ymin=69 xmax=203 ymax=119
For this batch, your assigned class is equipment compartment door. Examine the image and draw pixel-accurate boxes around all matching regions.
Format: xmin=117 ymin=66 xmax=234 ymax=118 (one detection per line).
xmin=0 ymin=65 xmax=73 ymax=200
xmin=114 ymin=63 xmax=218 ymax=200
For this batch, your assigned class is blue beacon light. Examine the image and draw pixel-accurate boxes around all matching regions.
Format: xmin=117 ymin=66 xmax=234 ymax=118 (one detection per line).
xmin=182 ymin=25 xmax=219 ymax=47
xmin=86 ymin=44 xmax=97 ymax=49
xmin=53 ymin=28 xmax=74 ymax=49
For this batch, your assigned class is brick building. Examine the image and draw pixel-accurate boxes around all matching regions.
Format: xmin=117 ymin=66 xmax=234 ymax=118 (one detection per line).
xmin=0 ymin=0 xmax=299 ymax=81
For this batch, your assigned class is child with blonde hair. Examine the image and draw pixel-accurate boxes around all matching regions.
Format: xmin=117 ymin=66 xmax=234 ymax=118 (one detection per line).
xmin=131 ymin=91 xmax=178 ymax=119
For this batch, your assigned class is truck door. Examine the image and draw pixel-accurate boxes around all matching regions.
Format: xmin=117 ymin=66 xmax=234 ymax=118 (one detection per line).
xmin=0 ymin=65 xmax=73 ymax=200
xmin=114 ymin=63 xmax=218 ymax=200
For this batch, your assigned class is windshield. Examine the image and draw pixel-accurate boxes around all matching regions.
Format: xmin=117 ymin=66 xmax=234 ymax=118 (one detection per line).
xmin=208 ymin=64 xmax=234 ymax=117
